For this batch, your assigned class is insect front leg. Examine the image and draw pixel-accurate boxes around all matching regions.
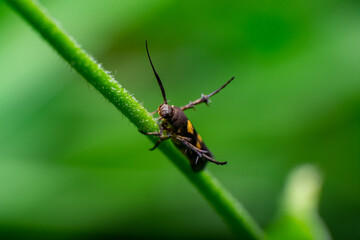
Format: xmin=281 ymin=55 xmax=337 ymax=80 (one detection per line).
xmin=150 ymin=109 xmax=158 ymax=116
xmin=139 ymin=125 xmax=170 ymax=150
xmin=149 ymin=135 xmax=171 ymax=150
xmin=180 ymin=76 xmax=235 ymax=111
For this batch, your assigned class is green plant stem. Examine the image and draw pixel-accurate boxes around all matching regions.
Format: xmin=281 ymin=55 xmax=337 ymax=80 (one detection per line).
xmin=5 ymin=0 xmax=264 ymax=239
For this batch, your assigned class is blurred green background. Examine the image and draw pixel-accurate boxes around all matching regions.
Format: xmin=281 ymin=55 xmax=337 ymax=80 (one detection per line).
xmin=0 ymin=0 xmax=359 ymax=239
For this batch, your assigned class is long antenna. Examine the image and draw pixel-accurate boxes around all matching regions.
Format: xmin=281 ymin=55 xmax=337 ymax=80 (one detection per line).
xmin=146 ymin=40 xmax=167 ymax=104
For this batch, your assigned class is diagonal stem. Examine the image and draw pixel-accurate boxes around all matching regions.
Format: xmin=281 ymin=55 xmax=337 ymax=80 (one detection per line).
xmin=4 ymin=0 xmax=264 ymax=239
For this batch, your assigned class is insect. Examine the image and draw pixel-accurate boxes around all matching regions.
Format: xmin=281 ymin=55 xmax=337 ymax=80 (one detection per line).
xmin=140 ymin=41 xmax=234 ymax=172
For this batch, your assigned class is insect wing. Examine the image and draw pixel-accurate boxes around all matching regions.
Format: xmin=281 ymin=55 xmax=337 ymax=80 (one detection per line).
xmin=172 ymin=120 xmax=213 ymax=172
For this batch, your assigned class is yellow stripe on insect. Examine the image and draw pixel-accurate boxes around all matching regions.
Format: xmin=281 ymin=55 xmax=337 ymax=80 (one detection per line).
xmin=187 ymin=120 xmax=194 ymax=134
xmin=197 ymin=134 xmax=203 ymax=143
xmin=196 ymin=141 xmax=201 ymax=149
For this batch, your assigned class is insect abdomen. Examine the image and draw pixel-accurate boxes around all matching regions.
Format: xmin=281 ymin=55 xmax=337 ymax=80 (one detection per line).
xmin=172 ymin=120 xmax=212 ymax=172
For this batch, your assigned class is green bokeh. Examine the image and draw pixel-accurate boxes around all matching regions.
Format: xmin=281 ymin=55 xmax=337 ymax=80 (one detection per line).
xmin=0 ymin=0 xmax=359 ymax=239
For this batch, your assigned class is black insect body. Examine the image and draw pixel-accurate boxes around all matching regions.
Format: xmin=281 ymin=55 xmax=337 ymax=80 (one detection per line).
xmin=141 ymin=41 xmax=234 ymax=172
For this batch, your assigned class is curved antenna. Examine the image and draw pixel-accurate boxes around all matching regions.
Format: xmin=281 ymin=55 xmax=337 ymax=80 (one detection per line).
xmin=146 ymin=40 xmax=168 ymax=104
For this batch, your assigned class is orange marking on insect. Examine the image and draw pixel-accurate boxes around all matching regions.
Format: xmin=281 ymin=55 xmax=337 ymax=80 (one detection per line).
xmin=187 ymin=120 xmax=194 ymax=134
xmin=196 ymin=141 xmax=201 ymax=149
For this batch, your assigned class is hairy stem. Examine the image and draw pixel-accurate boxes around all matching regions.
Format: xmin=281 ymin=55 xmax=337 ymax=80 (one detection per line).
xmin=5 ymin=0 xmax=264 ymax=239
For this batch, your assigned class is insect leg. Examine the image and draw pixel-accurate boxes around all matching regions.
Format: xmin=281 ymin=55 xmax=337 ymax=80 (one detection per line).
xmin=176 ymin=136 xmax=209 ymax=154
xmin=201 ymin=153 xmax=227 ymax=165
xmin=176 ymin=136 xmax=227 ymax=165
xmin=180 ymin=76 xmax=235 ymax=111
xmin=149 ymin=135 xmax=171 ymax=150
xmin=139 ymin=125 xmax=170 ymax=150
xmin=150 ymin=109 xmax=158 ymax=116
xmin=139 ymin=131 xmax=162 ymax=136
